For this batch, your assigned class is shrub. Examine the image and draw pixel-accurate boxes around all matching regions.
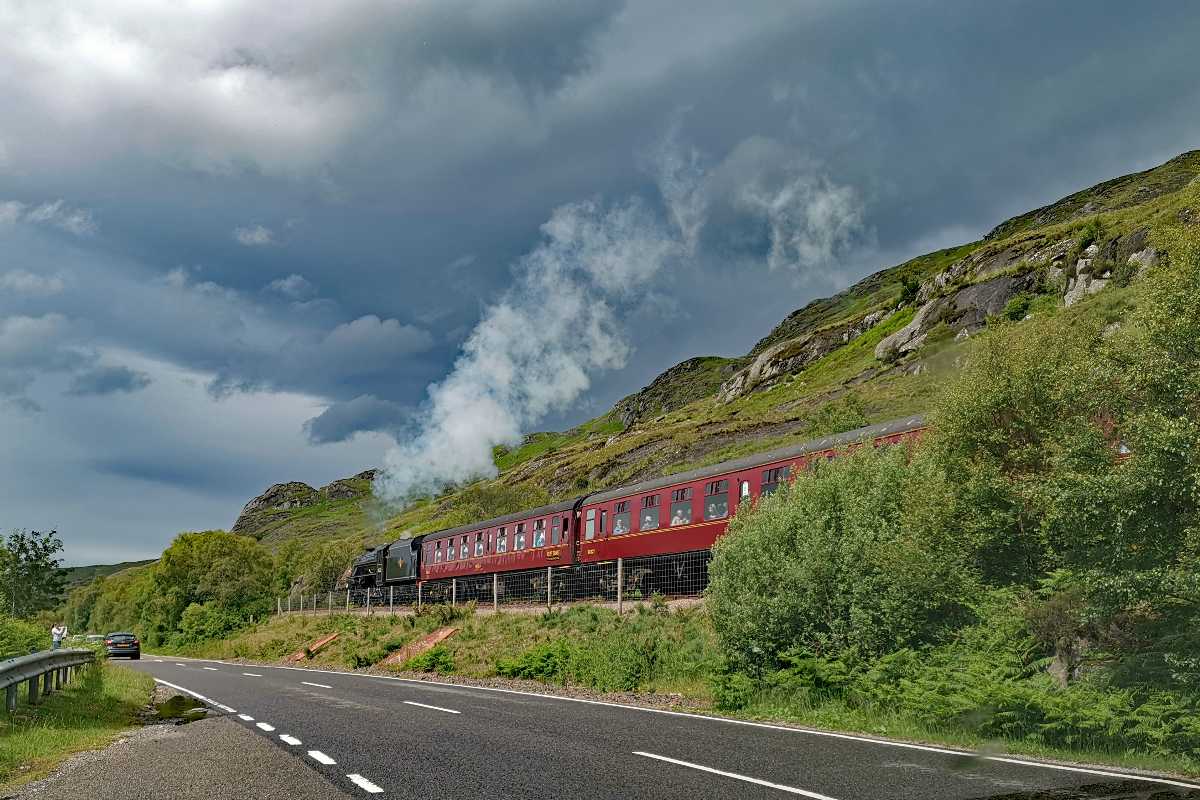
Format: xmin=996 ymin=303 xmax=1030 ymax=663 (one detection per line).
xmin=496 ymin=640 xmax=570 ymax=681
xmin=1002 ymin=292 xmax=1032 ymax=321
xmin=707 ymin=446 xmax=976 ymax=670
xmin=405 ymin=645 xmax=454 ymax=673
xmin=0 ymin=615 xmax=47 ymax=657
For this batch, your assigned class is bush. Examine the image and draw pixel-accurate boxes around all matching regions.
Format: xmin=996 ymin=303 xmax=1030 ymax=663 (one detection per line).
xmin=496 ymin=640 xmax=570 ymax=681
xmin=0 ymin=615 xmax=47 ymax=657
xmin=1002 ymin=292 xmax=1032 ymax=321
xmin=405 ymin=645 xmax=454 ymax=673
xmin=706 ymin=446 xmax=975 ymax=669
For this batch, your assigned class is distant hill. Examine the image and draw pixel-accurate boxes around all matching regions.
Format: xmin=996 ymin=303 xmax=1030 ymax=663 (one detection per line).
xmin=64 ymin=560 xmax=155 ymax=589
xmin=129 ymin=149 xmax=1200 ymax=557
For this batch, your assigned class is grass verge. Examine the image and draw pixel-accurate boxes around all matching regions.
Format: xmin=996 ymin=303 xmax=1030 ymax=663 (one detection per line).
xmin=0 ymin=661 xmax=154 ymax=791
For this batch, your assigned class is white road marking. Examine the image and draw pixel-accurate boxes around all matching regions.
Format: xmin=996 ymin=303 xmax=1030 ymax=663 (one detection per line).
xmin=154 ymin=659 xmax=163 ymax=663
xmin=634 ymin=752 xmax=839 ymax=799
xmin=301 ymin=681 xmax=332 ymax=689
xmin=203 ymin=666 xmax=218 ymax=671
xmin=174 ymin=663 xmax=185 ymax=667
xmin=243 ymin=663 xmax=1200 ymax=791
xmin=404 ymin=700 xmax=460 ymax=715
xmin=346 ymin=774 xmax=384 ymax=794
xmin=255 ymin=722 xmax=275 ymax=732
xmin=238 ymin=714 xmax=255 ymax=722
xmin=279 ymin=735 xmax=302 ymax=746
xmin=308 ymin=750 xmax=337 ymax=765
xmin=242 ymin=672 xmax=262 ymax=677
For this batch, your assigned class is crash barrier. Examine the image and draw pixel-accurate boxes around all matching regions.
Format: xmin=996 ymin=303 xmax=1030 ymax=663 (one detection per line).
xmin=0 ymin=647 xmax=96 ymax=713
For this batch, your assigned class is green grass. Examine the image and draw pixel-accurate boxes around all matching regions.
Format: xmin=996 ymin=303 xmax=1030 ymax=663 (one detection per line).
xmin=0 ymin=662 xmax=154 ymax=790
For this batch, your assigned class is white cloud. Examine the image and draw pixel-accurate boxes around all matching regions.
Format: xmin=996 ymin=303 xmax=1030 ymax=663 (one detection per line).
xmin=0 ymin=199 xmax=97 ymax=235
xmin=234 ymin=224 xmax=274 ymax=246
xmin=0 ymin=270 xmax=65 ymax=296
xmin=266 ymin=273 xmax=315 ymax=299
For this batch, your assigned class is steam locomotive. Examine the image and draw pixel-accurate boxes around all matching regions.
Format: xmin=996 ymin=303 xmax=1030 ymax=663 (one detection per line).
xmin=346 ymin=415 xmax=927 ymax=596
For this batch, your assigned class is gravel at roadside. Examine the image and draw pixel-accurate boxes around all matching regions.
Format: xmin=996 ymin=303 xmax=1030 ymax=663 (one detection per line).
xmin=10 ymin=696 xmax=354 ymax=800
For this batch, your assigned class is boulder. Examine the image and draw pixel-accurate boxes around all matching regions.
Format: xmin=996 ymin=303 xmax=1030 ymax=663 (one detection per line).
xmin=1064 ymin=274 xmax=1109 ymax=307
xmin=232 ymin=481 xmax=318 ymax=533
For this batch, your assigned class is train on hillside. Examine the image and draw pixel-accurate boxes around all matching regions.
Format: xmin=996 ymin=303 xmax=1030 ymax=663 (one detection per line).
xmin=346 ymin=415 xmax=927 ymax=598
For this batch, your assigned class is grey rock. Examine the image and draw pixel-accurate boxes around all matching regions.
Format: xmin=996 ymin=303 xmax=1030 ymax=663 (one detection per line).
xmin=954 ymin=328 xmax=970 ymax=341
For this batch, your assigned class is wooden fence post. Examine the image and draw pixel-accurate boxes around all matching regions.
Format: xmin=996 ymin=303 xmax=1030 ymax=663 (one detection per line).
xmin=452 ymin=578 xmax=457 ymax=607
xmin=617 ymin=557 xmax=624 ymax=615
xmin=493 ymin=573 xmax=498 ymax=613
xmin=546 ymin=567 xmax=552 ymax=608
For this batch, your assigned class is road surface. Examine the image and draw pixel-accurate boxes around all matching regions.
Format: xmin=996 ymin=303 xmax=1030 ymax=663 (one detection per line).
xmin=124 ymin=657 xmax=1200 ymax=800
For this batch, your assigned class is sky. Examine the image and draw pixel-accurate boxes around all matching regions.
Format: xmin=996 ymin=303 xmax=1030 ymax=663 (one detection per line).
xmin=2 ymin=1 xmax=1198 ymax=564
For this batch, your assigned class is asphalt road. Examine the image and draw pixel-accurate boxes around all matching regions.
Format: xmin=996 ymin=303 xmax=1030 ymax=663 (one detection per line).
xmin=122 ymin=656 xmax=1200 ymax=800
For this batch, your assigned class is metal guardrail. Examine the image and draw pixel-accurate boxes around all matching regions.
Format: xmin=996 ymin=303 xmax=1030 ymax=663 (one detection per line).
xmin=0 ymin=648 xmax=96 ymax=713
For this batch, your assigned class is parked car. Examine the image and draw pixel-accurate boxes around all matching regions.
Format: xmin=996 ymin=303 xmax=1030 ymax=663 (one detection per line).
xmin=104 ymin=632 xmax=140 ymax=660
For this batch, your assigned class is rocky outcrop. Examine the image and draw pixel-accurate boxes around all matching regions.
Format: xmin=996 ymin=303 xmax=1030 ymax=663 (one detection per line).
xmin=232 ymin=470 xmax=377 ymax=534
xmin=876 ymin=272 xmax=1039 ymax=360
xmin=719 ymin=309 xmax=888 ymax=402
xmin=613 ymin=357 xmax=742 ymax=427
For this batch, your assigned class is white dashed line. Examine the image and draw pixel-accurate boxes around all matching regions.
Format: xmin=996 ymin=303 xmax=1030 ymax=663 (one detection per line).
xmin=174 ymin=663 xmax=185 ymax=667
xmin=154 ymin=659 xmax=163 ymax=663
xmin=301 ymin=681 xmax=332 ymax=689
xmin=255 ymin=722 xmax=275 ymax=732
xmin=347 ymin=774 xmax=384 ymax=794
xmin=242 ymin=672 xmax=262 ymax=677
xmin=634 ymin=752 xmax=839 ymax=799
xmin=279 ymin=735 xmax=302 ymax=746
xmin=307 ymin=750 xmax=337 ymax=766
xmin=203 ymin=666 xmax=218 ymax=671
xmin=404 ymin=700 xmax=460 ymax=714
xmin=238 ymin=714 xmax=255 ymax=722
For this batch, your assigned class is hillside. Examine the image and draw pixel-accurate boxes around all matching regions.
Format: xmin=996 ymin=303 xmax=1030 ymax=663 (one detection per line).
xmin=63 ymin=560 xmax=155 ymax=589
xmin=229 ymin=149 xmax=1200 ymax=550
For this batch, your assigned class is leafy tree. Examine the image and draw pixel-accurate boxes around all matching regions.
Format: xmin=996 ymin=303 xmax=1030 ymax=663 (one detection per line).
xmin=0 ymin=530 xmax=68 ymax=618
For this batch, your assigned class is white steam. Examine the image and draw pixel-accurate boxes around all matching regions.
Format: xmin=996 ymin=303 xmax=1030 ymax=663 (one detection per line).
xmin=374 ymin=134 xmax=867 ymax=508
xmin=375 ymin=197 xmax=682 ymax=505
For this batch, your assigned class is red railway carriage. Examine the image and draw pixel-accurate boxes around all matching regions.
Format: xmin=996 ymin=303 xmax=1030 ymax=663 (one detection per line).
xmin=576 ymin=415 xmax=927 ymax=565
xmin=419 ymin=499 xmax=577 ymax=582
xmin=356 ymin=415 xmax=927 ymax=594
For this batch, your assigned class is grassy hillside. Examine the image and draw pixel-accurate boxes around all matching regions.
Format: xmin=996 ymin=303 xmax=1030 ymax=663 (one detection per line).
xmin=64 ymin=560 xmax=155 ymax=590
xmin=194 ymin=150 xmax=1200 ymax=550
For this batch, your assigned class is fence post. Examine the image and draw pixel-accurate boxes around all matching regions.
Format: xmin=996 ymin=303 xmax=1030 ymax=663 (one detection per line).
xmin=5 ymin=685 xmax=15 ymax=713
xmin=547 ymin=567 xmax=552 ymax=608
xmin=299 ymin=594 xmax=304 ymax=613
xmin=42 ymin=671 xmax=52 ymax=696
xmin=452 ymin=578 xmax=457 ymax=607
xmin=27 ymin=676 xmax=38 ymax=705
xmin=493 ymin=573 xmax=498 ymax=613
xmin=328 ymin=591 xmax=333 ymax=615
xmin=366 ymin=590 xmax=371 ymax=615
xmin=418 ymin=582 xmax=423 ymax=611
xmin=277 ymin=597 xmax=282 ymax=615
xmin=617 ymin=557 xmax=624 ymax=615
xmin=389 ymin=586 xmax=395 ymax=616
xmin=287 ymin=594 xmax=292 ymax=613
xmin=345 ymin=589 xmax=350 ymax=612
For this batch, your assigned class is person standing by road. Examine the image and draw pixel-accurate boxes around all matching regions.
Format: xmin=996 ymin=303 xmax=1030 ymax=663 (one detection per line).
xmin=50 ymin=623 xmax=67 ymax=649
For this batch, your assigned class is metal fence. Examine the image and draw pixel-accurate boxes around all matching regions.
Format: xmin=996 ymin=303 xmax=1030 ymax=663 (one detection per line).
xmin=0 ymin=648 xmax=96 ymax=713
xmin=278 ymin=549 xmax=712 ymax=617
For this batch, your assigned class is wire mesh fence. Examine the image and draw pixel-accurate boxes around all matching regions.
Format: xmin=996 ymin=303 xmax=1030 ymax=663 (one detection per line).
xmin=278 ymin=549 xmax=712 ymax=617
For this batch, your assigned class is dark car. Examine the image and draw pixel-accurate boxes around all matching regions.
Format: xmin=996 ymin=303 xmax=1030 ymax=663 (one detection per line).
xmin=104 ymin=632 xmax=140 ymax=660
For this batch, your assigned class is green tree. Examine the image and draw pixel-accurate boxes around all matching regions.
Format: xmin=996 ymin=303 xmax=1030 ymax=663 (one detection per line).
xmin=0 ymin=530 xmax=68 ymax=618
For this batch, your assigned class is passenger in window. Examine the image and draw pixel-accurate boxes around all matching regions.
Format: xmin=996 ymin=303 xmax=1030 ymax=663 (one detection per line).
xmin=612 ymin=516 xmax=628 ymax=535
xmin=671 ymin=509 xmax=687 ymax=525
xmin=642 ymin=514 xmax=655 ymax=529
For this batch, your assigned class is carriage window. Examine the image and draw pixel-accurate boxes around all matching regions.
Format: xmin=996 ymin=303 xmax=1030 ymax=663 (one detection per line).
xmin=704 ymin=480 xmax=730 ymax=520
xmin=551 ymin=518 xmax=561 ymax=545
xmin=612 ymin=501 xmax=631 ymax=535
xmin=585 ymin=509 xmax=596 ymax=540
xmin=761 ymin=466 xmax=791 ymax=496
xmin=670 ymin=488 xmax=693 ymax=526
xmin=600 ymin=510 xmax=607 ymax=535
xmin=474 ymin=532 xmax=484 ymax=557
xmin=460 ymin=537 xmax=469 ymax=559
xmin=445 ymin=540 xmax=454 ymax=561
xmin=515 ymin=523 xmax=527 ymax=550
xmin=496 ymin=527 xmax=508 ymax=553
xmin=533 ymin=519 xmax=546 ymax=548
xmin=435 ymin=545 xmax=443 ymax=563
xmin=740 ymin=480 xmax=752 ymax=502
xmin=640 ymin=495 xmax=660 ymax=531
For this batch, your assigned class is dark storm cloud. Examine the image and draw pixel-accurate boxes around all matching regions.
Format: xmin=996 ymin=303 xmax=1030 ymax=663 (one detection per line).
xmin=1 ymin=0 xmax=1198 ymax=560
xmin=66 ymin=365 xmax=152 ymax=396
xmin=304 ymin=394 xmax=408 ymax=445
